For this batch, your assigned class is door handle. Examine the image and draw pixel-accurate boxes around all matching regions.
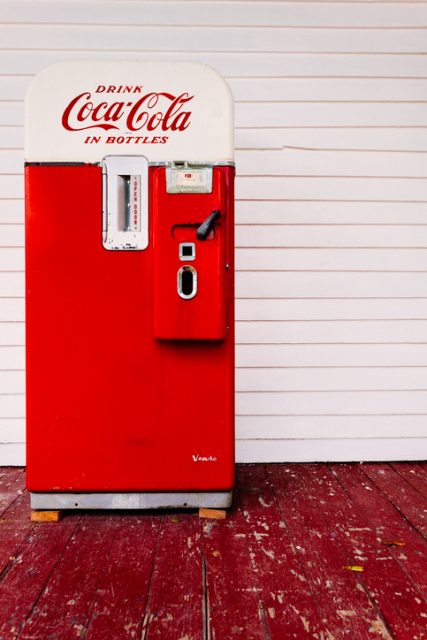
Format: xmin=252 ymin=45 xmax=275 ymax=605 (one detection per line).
xmin=196 ymin=210 xmax=221 ymax=241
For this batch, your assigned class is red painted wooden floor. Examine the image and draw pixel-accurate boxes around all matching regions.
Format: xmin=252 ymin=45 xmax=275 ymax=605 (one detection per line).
xmin=0 ymin=463 xmax=426 ymax=640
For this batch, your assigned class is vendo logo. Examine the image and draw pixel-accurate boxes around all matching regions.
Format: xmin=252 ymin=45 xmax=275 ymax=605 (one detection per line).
xmin=192 ymin=454 xmax=218 ymax=463
xmin=61 ymin=84 xmax=194 ymax=133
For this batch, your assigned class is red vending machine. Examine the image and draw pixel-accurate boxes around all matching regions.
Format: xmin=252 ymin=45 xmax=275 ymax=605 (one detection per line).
xmin=25 ymin=61 xmax=234 ymax=510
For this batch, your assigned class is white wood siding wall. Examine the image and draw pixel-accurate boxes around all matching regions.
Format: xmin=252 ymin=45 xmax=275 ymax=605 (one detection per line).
xmin=1 ymin=0 xmax=427 ymax=464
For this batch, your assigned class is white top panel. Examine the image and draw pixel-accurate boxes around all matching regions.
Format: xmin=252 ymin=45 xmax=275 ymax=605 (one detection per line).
xmin=25 ymin=61 xmax=234 ymax=163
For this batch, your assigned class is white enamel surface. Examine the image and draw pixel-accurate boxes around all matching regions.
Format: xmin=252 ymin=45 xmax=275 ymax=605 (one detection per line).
xmin=25 ymin=60 xmax=234 ymax=162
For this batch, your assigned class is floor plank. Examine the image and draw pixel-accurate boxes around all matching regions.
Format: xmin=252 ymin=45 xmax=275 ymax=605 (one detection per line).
xmin=0 ymin=465 xmax=426 ymax=640
xmin=0 ymin=468 xmax=26 ymax=517
xmin=389 ymin=463 xmax=427 ymax=500
xmin=0 ymin=513 xmax=79 ymax=639
xmin=297 ymin=463 xmax=427 ymax=640
xmin=362 ymin=464 xmax=427 ymax=539
xmin=140 ymin=513 xmax=203 ymax=640
xmin=84 ymin=514 xmax=160 ymax=640
xmin=331 ymin=463 xmax=427 ymax=600
xmin=267 ymin=463 xmax=394 ymax=639
xmin=0 ymin=491 xmax=34 ymax=576
xmin=237 ymin=464 xmax=332 ymax=639
xmin=201 ymin=487 xmax=269 ymax=639
xmin=17 ymin=515 xmax=117 ymax=640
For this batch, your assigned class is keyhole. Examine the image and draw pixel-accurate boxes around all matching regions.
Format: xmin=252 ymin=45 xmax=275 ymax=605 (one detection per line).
xmin=178 ymin=266 xmax=197 ymax=300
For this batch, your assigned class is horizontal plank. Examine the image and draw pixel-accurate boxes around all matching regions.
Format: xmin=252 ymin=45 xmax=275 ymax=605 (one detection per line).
xmin=4 ymin=102 xmax=427 ymax=129
xmin=0 ymin=300 xmax=24 ymax=322
xmin=236 ymin=320 xmax=427 ymax=344
xmin=236 ymin=128 xmax=427 ymax=152
xmin=0 ymin=202 xmax=23 ymax=224
xmin=0 ymin=127 xmax=23 ymax=150
xmin=236 ymin=149 xmax=427 ymax=178
xmin=3 ymin=199 xmax=427 ymax=227
xmin=0 ymin=346 xmax=24 ymax=369
xmin=0 ymin=225 xmax=24 ymax=245
xmin=0 ymin=371 xmax=24 ymax=394
xmin=0 ymin=286 xmax=397 ymax=332
xmin=1 ymin=25 xmax=426 ymax=53
xmin=236 ymin=248 xmax=427 ymax=271
xmin=236 ymin=177 xmax=427 ymax=201
xmin=5 ymin=175 xmax=427 ymax=202
xmin=0 ymin=443 xmax=25 ymax=465
xmin=236 ymin=390 xmax=427 ymax=414
xmin=6 ymin=360 xmax=427 ymax=394
xmin=7 ymin=76 xmax=427 ymax=102
xmin=0 ymin=394 xmax=24 ymax=418
xmin=0 ymin=323 xmax=24 ymax=345
xmin=11 ymin=389 xmax=427 ymax=418
xmin=236 ymin=271 xmax=427 ymax=298
xmin=4 ymin=1 xmax=427 ymax=28
xmin=2 ymin=50 xmax=427 ymax=78
xmin=0 ymin=273 xmax=23 ymax=297
xmin=5 ymin=264 xmax=427 ymax=298
xmin=237 ymin=225 xmax=427 ymax=247
xmin=3 ymin=318 xmax=427 ymax=347
xmin=232 ymin=78 xmax=427 ymax=102
xmin=236 ymin=344 xmax=427 ymax=367
xmin=236 ymin=414 xmax=427 ymax=439
xmin=0 ymin=248 xmax=24 ymax=270
xmin=236 ymin=298 xmax=427 ymax=320
xmin=0 ymin=418 xmax=25 ymax=442
xmin=236 ymin=201 xmax=427 ymax=224
xmin=4 ymin=147 xmax=427 ymax=177
xmin=236 ymin=103 xmax=427 ymax=128
xmin=235 ymin=438 xmax=427 ymax=463
xmin=8 ymin=343 xmax=427 ymax=370
xmin=7 ymin=126 xmax=427 ymax=153
xmin=0 ymin=436 xmax=425 ymax=466
xmin=237 ymin=366 xmax=427 ymax=391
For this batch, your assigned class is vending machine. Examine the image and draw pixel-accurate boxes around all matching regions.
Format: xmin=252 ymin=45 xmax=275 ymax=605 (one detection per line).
xmin=25 ymin=61 xmax=234 ymax=510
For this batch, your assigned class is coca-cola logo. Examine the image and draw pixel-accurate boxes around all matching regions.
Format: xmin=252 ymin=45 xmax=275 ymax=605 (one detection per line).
xmin=61 ymin=85 xmax=194 ymax=134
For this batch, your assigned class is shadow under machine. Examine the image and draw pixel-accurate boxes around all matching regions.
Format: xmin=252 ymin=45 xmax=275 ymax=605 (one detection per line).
xmin=25 ymin=61 xmax=235 ymax=510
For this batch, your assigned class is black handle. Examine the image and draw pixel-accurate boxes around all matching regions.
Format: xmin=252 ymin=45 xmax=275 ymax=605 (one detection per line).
xmin=196 ymin=210 xmax=221 ymax=241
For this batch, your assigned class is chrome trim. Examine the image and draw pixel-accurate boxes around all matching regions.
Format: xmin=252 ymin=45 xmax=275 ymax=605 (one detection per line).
xmin=177 ymin=265 xmax=197 ymax=300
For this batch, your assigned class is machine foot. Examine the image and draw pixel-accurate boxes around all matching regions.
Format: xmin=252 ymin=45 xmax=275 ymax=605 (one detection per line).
xmin=199 ymin=508 xmax=227 ymax=520
xmin=31 ymin=510 xmax=63 ymax=522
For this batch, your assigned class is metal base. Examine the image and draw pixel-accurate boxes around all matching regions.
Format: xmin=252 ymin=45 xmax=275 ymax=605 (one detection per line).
xmin=30 ymin=490 xmax=233 ymax=511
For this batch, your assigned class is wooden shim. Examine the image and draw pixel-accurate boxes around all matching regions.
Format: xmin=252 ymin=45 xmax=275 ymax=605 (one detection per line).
xmin=30 ymin=510 xmax=62 ymax=523
xmin=198 ymin=508 xmax=227 ymax=520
